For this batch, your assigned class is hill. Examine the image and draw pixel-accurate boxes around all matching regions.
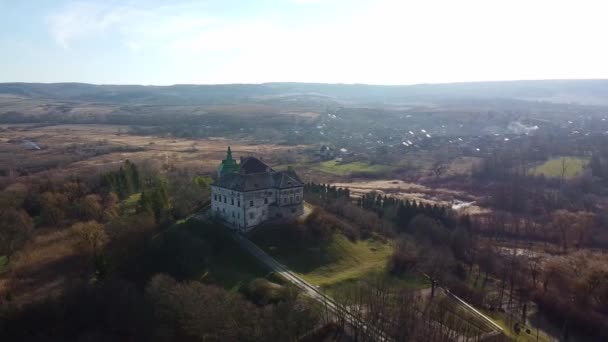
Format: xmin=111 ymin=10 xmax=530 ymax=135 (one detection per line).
xmin=3 ymin=79 xmax=608 ymax=105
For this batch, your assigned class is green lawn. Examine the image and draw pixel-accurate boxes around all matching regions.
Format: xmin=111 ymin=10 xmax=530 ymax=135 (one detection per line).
xmin=530 ymin=156 xmax=588 ymax=178
xmin=314 ymin=160 xmax=392 ymax=176
xmin=250 ymin=228 xmax=395 ymax=288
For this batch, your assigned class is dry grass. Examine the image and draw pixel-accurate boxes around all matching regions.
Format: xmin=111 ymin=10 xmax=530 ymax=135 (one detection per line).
xmin=0 ymin=124 xmax=311 ymax=182
xmin=332 ymin=179 xmax=488 ymax=215
xmin=0 ymin=227 xmax=85 ymax=306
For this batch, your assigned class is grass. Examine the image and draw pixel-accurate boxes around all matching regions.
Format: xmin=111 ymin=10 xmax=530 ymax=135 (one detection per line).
xmin=121 ymin=193 xmax=141 ymax=215
xmin=250 ymin=227 xmax=395 ymax=288
xmin=530 ymin=156 xmax=588 ymax=178
xmin=0 ymin=255 xmax=8 ymax=273
xmin=169 ymin=219 xmax=269 ymax=290
xmin=314 ymin=160 xmax=392 ymax=176
xmin=485 ymin=310 xmax=553 ymax=342
xmin=432 ymin=295 xmax=497 ymax=337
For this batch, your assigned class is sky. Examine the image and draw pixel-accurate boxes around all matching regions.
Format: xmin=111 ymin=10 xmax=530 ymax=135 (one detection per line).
xmin=1 ymin=0 xmax=608 ymax=85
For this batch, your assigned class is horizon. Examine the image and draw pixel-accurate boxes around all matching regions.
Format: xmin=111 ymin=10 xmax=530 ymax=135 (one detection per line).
xmin=2 ymin=0 xmax=608 ymax=85
xmin=3 ymin=78 xmax=608 ymax=87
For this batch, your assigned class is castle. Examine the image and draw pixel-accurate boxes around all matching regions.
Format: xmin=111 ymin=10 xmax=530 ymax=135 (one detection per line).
xmin=210 ymin=147 xmax=304 ymax=231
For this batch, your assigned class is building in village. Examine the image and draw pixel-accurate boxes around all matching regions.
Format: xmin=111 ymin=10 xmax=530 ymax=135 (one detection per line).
xmin=211 ymin=147 xmax=304 ymax=231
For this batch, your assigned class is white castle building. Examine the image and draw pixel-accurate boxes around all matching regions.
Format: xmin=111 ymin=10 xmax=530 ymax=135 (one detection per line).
xmin=210 ymin=147 xmax=304 ymax=231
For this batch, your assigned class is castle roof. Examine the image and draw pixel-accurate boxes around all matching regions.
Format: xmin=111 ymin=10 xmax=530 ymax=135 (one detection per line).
xmin=240 ymin=156 xmax=273 ymax=174
xmin=213 ymin=171 xmax=302 ymax=192
xmin=214 ymin=151 xmax=303 ymax=191
xmin=213 ymin=159 xmax=301 ymax=192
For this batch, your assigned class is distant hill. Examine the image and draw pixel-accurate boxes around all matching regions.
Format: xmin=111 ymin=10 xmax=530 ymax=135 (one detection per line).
xmin=2 ymin=80 xmax=608 ymax=105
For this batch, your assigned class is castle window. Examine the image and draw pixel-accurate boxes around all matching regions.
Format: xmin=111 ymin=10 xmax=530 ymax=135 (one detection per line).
xmin=249 ymin=212 xmax=254 ymax=219
xmin=238 ymin=200 xmax=240 ymax=207
xmin=231 ymin=198 xmax=234 ymax=205
xmin=237 ymin=213 xmax=240 ymax=219
xmin=232 ymin=212 xmax=235 ymax=218
xmin=223 ymin=196 xmax=226 ymax=203
xmin=264 ymin=198 xmax=268 ymax=204
xmin=291 ymin=208 xmax=296 ymax=213
xmin=250 ymin=200 xmax=254 ymax=207
xmin=214 ymin=194 xmax=217 ymax=201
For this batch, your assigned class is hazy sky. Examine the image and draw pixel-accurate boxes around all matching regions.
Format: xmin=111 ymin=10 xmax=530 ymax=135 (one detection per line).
xmin=1 ymin=0 xmax=608 ymax=85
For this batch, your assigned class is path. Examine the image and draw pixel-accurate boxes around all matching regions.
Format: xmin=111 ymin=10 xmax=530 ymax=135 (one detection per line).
xmin=193 ymin=210 xmax=503 ymax=341
xmin=230 ymin=231 xmax=390 ymax=341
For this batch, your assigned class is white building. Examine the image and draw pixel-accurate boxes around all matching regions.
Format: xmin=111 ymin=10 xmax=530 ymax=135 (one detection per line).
xmin=211 ymin=147 xmax=304 ymax=231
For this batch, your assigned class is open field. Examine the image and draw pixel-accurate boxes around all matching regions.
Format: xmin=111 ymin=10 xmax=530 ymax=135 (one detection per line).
xmin=313 ymin=160 xmax=393 ymax=176
xmin=0 ymin=123 xmax=309 ymax=181
xmin=530 ymin=156 xmax=588 ymax=178
xmin=332 ymin=179 xmax=488 ymax=215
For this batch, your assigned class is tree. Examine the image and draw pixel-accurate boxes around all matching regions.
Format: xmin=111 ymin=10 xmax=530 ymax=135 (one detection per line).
xmin=573 ymin=211 xmax=596 ymax=249
xmin=0 ymin=208 xmax=33 ymax=259
xmin=171 ymin=174 xmax=212 ymax=219
xmin=71 ymin=221 xmax=108 ymax=258
xmin=139 ymin=177 xmax=170 ymax=222
xmin=550 ymin=210 xmax=578 ymax=252
xmin=102 ymin=192 xmax=120 ymax=221
xmin=77 ymin=194 xmax=103 ymax=221
xmin=40 ymin=192 xmax=69 ymax=225
xmin=418 ymin=246 xmax=455 ymax=297
xmin=389 ymin=238 xmax=418 ymax=275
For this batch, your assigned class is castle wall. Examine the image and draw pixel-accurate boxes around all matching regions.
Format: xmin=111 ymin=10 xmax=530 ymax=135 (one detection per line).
xmin=243 ymin=189 xmax=274 ymax=228
xmin=212 ymin=185 xmax=304 ymax=231
xmin=210 ymin=186 xmax=245 ymax=230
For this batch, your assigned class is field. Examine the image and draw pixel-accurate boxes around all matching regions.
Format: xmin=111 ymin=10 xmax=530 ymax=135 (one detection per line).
xmin=313 ymin=160 xmax=392 ymax=176
xmin=530 ymin=156 xmax=588 ymax=178
xmin=250 ymin=227 xmax=394 ymax=288
xmin=0 ymin=123 xmax=308 ymax=184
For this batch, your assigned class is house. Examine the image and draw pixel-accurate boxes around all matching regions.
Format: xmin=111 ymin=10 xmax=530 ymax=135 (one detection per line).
xmin=319 ymin=145 xmax=334 ymax=160
xmin=211 ymin=147 xmax=304 ymax=231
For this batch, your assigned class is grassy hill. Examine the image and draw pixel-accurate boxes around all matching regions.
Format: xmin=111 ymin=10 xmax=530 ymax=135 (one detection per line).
xmin=250 ymin=227 xmax=394 ymax=288
xmin=153 ymin=219 xmax=269 ymax=290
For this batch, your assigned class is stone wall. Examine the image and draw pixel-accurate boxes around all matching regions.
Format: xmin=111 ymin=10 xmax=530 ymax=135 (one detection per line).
xmin=211 ymin=186 xmax=245 ymax=229
xmin=211 ymin=185 xmax=304 ymax=231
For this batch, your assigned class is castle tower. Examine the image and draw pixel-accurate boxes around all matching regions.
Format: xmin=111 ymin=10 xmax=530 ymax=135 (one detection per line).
xmin=217 ymin=146 xmax=240 ymax=177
